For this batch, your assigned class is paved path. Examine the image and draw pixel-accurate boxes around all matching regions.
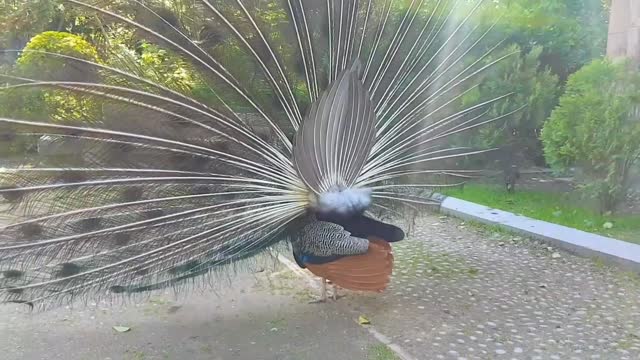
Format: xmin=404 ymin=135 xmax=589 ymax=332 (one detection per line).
xmin=0 ymin=263 xmax=380 ymax=360
xmin=348 ymin=215 xmax=640 ymax=360
xmin=2 ymin=213 xmax=640 ymax=359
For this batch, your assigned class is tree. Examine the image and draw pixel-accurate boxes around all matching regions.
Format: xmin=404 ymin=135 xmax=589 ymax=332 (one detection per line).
xmin=541 ymin=59 xmax=640 ymax=212
xmin=12 ymin=31 xmax=102 ymax=124
xmin=482 ymin=0 xmax=610 ymax=80
xmin=0 ymin=0 xmax=118 ymax=64
xmin=460 ymin=45 xmax=560 ymax=166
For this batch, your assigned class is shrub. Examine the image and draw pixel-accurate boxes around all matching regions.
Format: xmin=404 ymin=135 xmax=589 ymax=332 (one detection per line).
xmin=17 ymin=31 xmax=99 ymax=76
xmin=541 ymin=59 xmax=640 ymax=212
xmin=13 ymin=31 xmax=102 ymax=124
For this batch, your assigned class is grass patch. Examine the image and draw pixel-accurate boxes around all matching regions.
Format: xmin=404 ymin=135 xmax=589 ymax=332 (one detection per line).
xmin=368 ymin=344 xmax=400 ymax=360
xmin=443 ymin=184 xmax=640 ymax=244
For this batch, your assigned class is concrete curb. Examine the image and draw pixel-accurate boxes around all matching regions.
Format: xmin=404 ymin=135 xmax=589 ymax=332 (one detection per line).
xmin=438 ymin=195 xmax=640 ymax=273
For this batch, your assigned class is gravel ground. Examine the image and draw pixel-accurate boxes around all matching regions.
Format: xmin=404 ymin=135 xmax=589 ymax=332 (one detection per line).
xmin=2 ymin=212 xmax=640 ymax=360
xmin=0 ymin=263 xmax=379 ymax=360
xmin=344 ymin=214 xmax=640 ymax=360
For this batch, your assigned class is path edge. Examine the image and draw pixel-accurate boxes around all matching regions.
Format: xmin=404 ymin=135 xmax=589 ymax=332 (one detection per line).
xmin=435 ymin=194 xmax=640 ymax=273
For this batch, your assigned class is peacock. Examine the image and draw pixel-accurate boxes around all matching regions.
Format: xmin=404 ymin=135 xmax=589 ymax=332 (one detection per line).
xmin=0 ymin=0 xmax=515 ymax=308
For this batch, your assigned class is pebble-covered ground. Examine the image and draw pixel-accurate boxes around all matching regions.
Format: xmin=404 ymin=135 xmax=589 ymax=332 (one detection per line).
xmin=343 ymin=214 xmax=640 ymax=359
xmin=0 ymin=262 xmax=379 ymax=360
xmin=1 ymin=212 xmax=639 ymax=360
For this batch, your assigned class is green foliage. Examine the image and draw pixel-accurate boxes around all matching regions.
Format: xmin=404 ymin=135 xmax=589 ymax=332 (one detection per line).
xmin=9 ymin=31 xmax=102 ymax=124
xmin=542 ymin=59 xmax=640 ymax=212
xmin=184 ymin=1 xmax=308 ymax=112
xmin=131 ymin=42 xmax=198 ymax=91
xmin=484 ymin=0 xmax=609 ymax=79
xmin=17 ymin=31 xmax=99 ymax=73
xmin=1 ymin=1 xmax=65 ymax=54
xmin=0 ymin=0 xmax=611 ymax=159
xmin=460 ymin=45 xmax=560 ymax=165
xmin=368 ymin=344 xmax=400 ymax=360
xmin=0 ymin=1 xmax=115 ymax=62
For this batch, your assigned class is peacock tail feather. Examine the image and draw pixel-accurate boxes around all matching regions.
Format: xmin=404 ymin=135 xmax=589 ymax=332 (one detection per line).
xmin=0 ymin=0 xmax=516 ymax=308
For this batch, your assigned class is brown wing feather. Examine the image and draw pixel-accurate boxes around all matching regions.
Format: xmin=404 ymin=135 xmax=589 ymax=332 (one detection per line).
xmin=305 ymin=238 xmax=393 ymax=292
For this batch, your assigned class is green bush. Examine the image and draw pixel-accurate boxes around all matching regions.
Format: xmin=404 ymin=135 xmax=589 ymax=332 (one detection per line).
xmin=17 ymin=31 xmax=99 ymax=74
xmin=13 ymin=31 xmax=101 ymax=124
xmin=132 ymin=42 xmax=197 ymax=91
xmin=541 ymin=59 xmax=640 ymax=212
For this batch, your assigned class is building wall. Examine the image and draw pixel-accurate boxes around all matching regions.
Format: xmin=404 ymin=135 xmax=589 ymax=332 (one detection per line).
xmin=607 ymin=0 xmax=640 ymax=62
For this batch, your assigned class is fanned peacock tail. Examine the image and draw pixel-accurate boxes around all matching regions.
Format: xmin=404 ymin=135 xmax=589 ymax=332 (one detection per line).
xmin=0 ymin=0 xmax=516 ymax=308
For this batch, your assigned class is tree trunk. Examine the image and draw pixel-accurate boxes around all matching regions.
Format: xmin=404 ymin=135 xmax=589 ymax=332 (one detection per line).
xmin=607 ymin=0 xmax=640 ymax=63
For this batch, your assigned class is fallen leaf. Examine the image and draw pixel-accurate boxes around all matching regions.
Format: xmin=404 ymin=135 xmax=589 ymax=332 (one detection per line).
xmin=112 ymin=326 xmax=131 ymax=333
xmin=358 ymin=315 xmax=371 ymax=325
